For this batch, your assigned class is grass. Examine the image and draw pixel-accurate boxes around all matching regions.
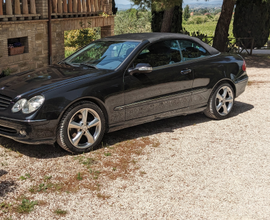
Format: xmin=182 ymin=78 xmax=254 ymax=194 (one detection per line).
xmin=183 ymin=19 xmax=234 ymax=38
xmin=16 ymin=199 xmax=38 ymax=213
xmin=54 ymin=209 xmax=68 ymax=215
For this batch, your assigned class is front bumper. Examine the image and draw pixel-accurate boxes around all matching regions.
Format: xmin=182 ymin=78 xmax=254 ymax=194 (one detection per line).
xmin=0 ymin=117 xmax=58 ymax=145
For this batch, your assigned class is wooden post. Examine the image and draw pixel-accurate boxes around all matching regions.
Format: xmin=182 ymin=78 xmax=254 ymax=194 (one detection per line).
xmin=90 ymin=0 xmax=95 ymax=12
xmin=63 ymin=0 xmax=67 ymax=13
xmin=22 ymin=0 xmax=29 ymax=14
xmin=82 ymin=0 xmax=86 ymax=12
xmin=0 ymin=0 xmax=3 ymax=15
xmin=57 ymin=0 xmax=62 ymax=13
xmin=5 ymin=0 xmax=13 ymax=15
xmin=30 ymin=0 xmax=37 ymax=14
xmin=77 ymin=0 xmax=82 ymax=12
xmin=86 ymin=0 xmax=91 ymax=12
xmin=52 ymin=0 xmax=58 ymax=13
xmin=94 ymin=0 xmax=98 ymax=12
xmin=68 ymin=0 xmax=72 ymax=12
xmin=14 ymin=0 xmax=21 ymax=15
xmin=73 ymin=0 xmax=77 ymax=12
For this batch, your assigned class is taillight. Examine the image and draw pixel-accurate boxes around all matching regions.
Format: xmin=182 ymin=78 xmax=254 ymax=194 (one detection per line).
xmin=242 ymin=60 xmax=246 ymax=72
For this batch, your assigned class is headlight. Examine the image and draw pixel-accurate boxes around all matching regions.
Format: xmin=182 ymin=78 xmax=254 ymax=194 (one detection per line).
xmin=12 ymin=95 xmax=45 ymax=114
xmin=22 ymin=95 xmax=45 ymax=114
xmin=12 ymin=99 xmax=27 ymax=113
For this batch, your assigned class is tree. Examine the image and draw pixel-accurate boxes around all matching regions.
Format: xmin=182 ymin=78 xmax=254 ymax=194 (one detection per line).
xmin=152 ymin=6 xmax=182 ymax=32
xmin=114 ymin=9 xmax=152 ymax=35
xmin=212 ymin=0 xmax=235 ymax=52
xmin=233 ymin=0 xmax=270 ymax=48
xmin=183 ymin=5 xmax=190 ymax=21
xmin=112 ymin=0 xmax=118 ymax=15
xmin=132 ymin=0 xmax=182 ymax=32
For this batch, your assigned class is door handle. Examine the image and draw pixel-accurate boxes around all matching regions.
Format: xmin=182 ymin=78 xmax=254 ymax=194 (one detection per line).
xmin=181 ymin=69 xmax=192 ymax=75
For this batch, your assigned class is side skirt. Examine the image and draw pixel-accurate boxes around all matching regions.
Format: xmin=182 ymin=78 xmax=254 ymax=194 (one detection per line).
xmin=107 ymin=105 xmax=206 ymax=133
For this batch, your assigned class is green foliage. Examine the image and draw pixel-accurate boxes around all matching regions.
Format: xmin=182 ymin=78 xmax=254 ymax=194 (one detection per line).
xmin=114 ymin=9 xmax=151 ymax=35
xmin=64 ymin=22 xmax=99 ymax=49
xmin=183 ymin=5 xmax=190 ymax=21
xmin=186 ymin=15 xmax=209 ymax=25
xmin=152 ymin=6 xmax=182 ymax=32
xmin=183 ymin=18 xmax=234 ymax=38
xmin=17 ymin=199 xmax=38 ymax=213
xmin=233 ymin=0 xmax=270 ymax=48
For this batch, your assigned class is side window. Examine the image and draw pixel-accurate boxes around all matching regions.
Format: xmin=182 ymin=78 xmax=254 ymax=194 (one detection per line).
xmin=178 ymin=40 xmax=209 ymax=61
xmin=133 ymin=40 xmax=181 ymax=68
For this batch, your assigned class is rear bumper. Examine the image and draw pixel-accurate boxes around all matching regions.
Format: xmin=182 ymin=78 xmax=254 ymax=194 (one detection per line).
xmin=0 ymin=117 xmax=57 ymax=145
xmin=235 ymin=76 xmax=248 ymax=98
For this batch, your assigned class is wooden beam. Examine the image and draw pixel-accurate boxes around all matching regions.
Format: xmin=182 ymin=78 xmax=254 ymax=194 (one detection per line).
xmin=63 ymin=0 xmax=67 ymax=13
xmin=14 ymin=0 xmax=21 ymax=15
xmin=90 ymin=0 xmax=95 ymax=12
xmin=73 ymin=0 xmax=77 ymax=12
xmin=0 ymin=0 xmax=3 ymax=15
xmin=52 ymin=0 xmax=58 ymax=13
xmin=77 ymin=0 xmax=82 ymax=12
xmin=5 ymin=0 xmax=13 ymax=15
xmin=86 ymin=0 xmax=91 ymax=12
xmin=22 ymin=0 xmax=29 ymax=14
xmin=57 ymin=0 xmax=62 ymax=13
xmin=94 ymin=0 xmax=98 ymax=12
xmin=68 ymin=0 xmax=73 ymax=12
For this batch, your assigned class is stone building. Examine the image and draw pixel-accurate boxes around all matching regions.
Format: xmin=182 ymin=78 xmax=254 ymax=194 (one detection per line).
xmin=0 ymin=0 xmax=114 ymax=74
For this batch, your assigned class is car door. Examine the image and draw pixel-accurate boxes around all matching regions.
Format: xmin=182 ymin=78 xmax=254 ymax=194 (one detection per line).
xmin=123 ymin=39 xmax=194 ymax=121
xmin=178 ymin=39 xmax=223 ymax=110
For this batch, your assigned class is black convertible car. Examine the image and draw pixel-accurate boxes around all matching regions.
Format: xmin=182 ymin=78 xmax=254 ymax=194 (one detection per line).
xmin=0 ymin=33 xmax=248 ymax=153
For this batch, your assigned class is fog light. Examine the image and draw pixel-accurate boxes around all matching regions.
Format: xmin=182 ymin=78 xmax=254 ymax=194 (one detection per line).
xmin=19 ymin=130 xmax=27 ymax=136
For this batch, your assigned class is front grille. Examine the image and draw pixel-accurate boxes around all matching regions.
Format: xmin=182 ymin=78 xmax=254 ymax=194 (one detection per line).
xmin=0 ymin=94 xmax=12 ymax=110
xmin=0 ymin=125 xmax=17 ymax=134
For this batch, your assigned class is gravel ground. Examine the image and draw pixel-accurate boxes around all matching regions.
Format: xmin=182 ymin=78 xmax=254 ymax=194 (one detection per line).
xmin=0 ymin=55 xmax=269 ymax=219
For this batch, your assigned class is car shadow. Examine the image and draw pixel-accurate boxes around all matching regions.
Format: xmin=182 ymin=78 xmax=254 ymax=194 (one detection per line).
xmin=0 ymin=101 xmax=254 ymax=158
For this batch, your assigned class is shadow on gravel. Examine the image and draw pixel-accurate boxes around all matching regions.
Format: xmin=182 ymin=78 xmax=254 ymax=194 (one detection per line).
xmin=0 ymin=180 xmax=17 ymax=198
xmin=243 ymin=54 xmax=270 ymax=69
xmin=0 ymin=101 xmax=254 ymax=158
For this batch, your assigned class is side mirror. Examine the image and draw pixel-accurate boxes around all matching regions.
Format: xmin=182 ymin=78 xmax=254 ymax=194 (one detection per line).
xmin=128 ymin=63 xmax=153 ymax=75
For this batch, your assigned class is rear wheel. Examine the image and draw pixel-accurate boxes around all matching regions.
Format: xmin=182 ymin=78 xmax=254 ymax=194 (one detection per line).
xmin=204 ymin=83 xmax=235 ymax=120
xmin=57 ymin=101 xmax=105 ymax=154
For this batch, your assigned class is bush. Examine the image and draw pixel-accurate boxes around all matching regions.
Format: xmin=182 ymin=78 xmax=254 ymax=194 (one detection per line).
xmin=187 ymin=16 xmax=209 ymax=25
xmin=64 ymin=22 xmax=99 ymax=49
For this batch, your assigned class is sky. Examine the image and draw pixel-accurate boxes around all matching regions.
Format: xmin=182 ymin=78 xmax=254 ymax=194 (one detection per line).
xmin=115 ymin=0 xmax=223 ymax=5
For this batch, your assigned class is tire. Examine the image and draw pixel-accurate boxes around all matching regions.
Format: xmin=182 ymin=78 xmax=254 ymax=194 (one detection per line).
xmin=57 ymin=101 xmax=105 ymax=154
xmin=204 ymin=83 xmax=235 ymax=120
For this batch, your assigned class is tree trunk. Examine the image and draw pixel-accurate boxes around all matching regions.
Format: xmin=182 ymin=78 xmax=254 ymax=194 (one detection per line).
xmin=160 ymin=7 xmax=175 ymax=32
xmin=213 ymin=0 xmax=235 ymax=52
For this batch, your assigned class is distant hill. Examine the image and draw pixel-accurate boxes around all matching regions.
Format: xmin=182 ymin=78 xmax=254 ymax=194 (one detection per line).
xmin=183 ymin=0 xmax=222 ymax=8
xmin=116 ymin=0 xmax=223 ymax=11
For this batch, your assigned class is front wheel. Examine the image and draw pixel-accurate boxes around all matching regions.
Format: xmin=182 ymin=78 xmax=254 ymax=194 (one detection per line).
xmin=57 ymin=101 xmax=105 ymax=154
xmin=204 ymin=83 xmax=235 ymax=120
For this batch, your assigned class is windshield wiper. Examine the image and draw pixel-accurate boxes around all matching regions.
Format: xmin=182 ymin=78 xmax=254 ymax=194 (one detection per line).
xmin=80 ymin=63 xmax=98 ymax=69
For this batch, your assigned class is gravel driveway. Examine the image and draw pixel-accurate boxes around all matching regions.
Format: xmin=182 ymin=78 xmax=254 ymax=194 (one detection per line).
xmin=0 ymin=55 xmax=269 ymax=219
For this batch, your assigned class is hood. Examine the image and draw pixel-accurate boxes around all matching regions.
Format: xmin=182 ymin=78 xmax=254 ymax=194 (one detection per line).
xmin=0 ymin=64 xmax=111 ymax=100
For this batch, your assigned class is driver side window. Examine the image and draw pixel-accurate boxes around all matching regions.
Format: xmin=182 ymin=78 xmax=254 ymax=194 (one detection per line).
xmin=133 ymin=40 xmax=182 ymax=68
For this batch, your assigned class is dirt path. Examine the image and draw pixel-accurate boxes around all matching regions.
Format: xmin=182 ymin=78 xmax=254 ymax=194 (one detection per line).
xmin=0 ymin=55 xmax=269 ymax=219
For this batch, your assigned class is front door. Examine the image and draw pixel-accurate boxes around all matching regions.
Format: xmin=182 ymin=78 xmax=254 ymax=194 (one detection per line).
xmin=123 ymin=39 xmax=194 ymax=121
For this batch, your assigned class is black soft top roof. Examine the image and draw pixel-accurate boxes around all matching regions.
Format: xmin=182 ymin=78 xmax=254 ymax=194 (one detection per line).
xmin=103 ymin=32 xmax=220 ymax=55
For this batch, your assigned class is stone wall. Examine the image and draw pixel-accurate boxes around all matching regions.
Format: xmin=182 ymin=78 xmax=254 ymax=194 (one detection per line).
xmin=0 ymin=16 xmax=114 ymax=74
xmin=0 ymin=20 xmax=49 ymax=74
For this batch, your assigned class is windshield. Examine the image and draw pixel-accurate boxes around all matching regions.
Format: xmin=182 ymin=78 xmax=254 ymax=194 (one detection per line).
xmin=65 ymin=41 xmax=140 ymax=70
